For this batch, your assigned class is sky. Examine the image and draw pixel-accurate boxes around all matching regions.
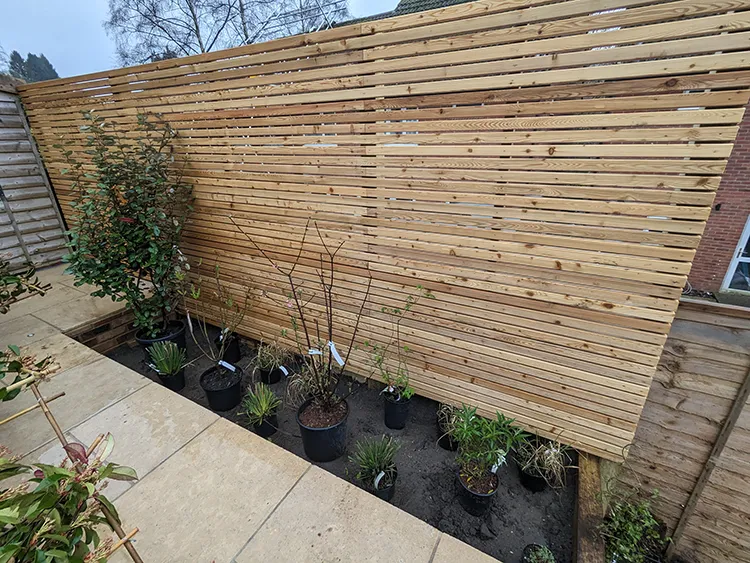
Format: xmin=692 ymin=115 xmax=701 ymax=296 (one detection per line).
xmin=0 ymin=0 xmax=400 ymax=79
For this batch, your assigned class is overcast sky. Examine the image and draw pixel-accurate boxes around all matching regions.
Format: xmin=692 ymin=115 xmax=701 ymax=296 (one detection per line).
xmin=0 ymin=0 xmax=399 ymax=78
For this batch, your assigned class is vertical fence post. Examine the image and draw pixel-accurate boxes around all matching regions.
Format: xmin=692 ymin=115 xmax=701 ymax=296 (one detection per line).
xmin=665 ymin=361 xmax=750 ymax=560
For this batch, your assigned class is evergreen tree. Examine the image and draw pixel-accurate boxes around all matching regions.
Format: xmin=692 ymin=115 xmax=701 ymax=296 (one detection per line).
xmin=6 ymin=51 xmax=59 ymax=83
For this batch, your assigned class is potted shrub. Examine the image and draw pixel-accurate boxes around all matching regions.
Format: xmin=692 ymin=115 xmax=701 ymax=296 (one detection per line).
xmin=232 ymin=217 xmax=371 ymax=462
xmin=242 ymin=383 xmax=281 ymax=438
xmin=255 ymin=340 xmax=291 ymax=384
xmin=522 ymin=544 xmax=555 ymax=563
xmin=147 ymin=341 xmax=189 ymax=392
xmin=349 ymin=435 xmax=399 ymax=502
xmin=514 ymin=435 xmax=574 ymax=493
xmin=453 ymin=404 xmax=528 ymax=516
xmin=365 ymin=286 xmax=433 ymax=430
xmin=437 ymin=403 xmax=459 ymax=451
xmin=185 ymin=262 xmax=252 ymax=411
xmin=59 ymin=111 xmax=192 ymax=349
xmin=600 ymin=493 xmax=666 ymax=563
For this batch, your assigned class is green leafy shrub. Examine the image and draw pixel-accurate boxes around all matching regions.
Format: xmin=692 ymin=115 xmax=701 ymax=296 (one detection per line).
xmin=364 ymin=286 xmax=433 ymax=402
xmin=349 ymin=436 xmax=399 ymax=490
xmin=601 ymin=495 xmax=666 ymax=563
xmin=242 ymin=383 xmax=281 ymax=427
xmin=147 ymin=341 xmax=188 ymax=376
xmin=453 ymin=405 xmax=528 ymax=487
xmin=523 ymin=545 xmax=556 ymax=563
xmin=0 ymin=344 xmax=57 ymax=402
xmin=58 ymin=111 xmax=192 ymax=338
xmin=0 ymin=437 xmax=138 ymax=562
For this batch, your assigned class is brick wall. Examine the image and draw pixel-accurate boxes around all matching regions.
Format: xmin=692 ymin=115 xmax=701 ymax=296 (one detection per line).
xmin=688 ymin=103 xmax=750 ymax=292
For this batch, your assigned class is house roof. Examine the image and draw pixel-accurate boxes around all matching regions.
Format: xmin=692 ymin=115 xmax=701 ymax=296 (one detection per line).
xmin=341 ymin=0 xmax=475 ymax=26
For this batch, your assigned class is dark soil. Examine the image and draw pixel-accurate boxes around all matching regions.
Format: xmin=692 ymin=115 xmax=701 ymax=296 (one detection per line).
xmin=199 ymin=365 xmax=241 ymax=392
xmin=460 ymin=470 xmax=500 ymax=495
xmin=299 ymin=400 xmax=348 ymax=428
xmin=108 ymin=326 xmax=576 ymax=563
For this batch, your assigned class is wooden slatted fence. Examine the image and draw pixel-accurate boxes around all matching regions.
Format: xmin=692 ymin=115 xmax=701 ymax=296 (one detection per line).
xmin=16 ymin=0 xmax=750 ymax=460
xmin=619 ymin=299 xmax=750 ymax=563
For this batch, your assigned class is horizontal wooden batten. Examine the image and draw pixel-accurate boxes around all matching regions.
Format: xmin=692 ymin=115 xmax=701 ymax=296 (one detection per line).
xmin=19 ymin=0 xmax=750 ymax=460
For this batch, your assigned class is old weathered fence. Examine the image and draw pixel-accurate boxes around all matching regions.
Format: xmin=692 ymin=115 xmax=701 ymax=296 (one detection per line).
xmin=16 ymin=0 xmax=750 ymax=460
xmin=0 ymin=84 xmax=66 ymax=268
xmin=620 ymin=299 xmax=750 ymax=563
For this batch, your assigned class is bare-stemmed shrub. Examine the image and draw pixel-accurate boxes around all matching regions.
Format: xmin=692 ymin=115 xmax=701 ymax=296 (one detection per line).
xmin=231 ymin=217 xmax=371 ymax=418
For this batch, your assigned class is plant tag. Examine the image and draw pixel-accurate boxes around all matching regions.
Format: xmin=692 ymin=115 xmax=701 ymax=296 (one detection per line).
xmin=328 ymin=341 xmax=345 ymax=366
xmin=308 ymin=348 xmax=323 ymax=355
xmin=218 ymin=360 xmax=236 ymax=372
xmin=374 ymin=471 xmax=386 ymax=490
xmin=186 ymin=312 xmax=193 ymax=333
xmin=279 ymin=366 xmax=289 ymax=376
xmin=147 ymin=363 xmax=162 ymax=375
xmin=491 ymin=464 xmax=499 ymax=474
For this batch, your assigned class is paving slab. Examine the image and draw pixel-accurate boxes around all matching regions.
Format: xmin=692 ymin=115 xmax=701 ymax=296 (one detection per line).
xmin=0 ymin=284 xmax=85 ymax=324
xmin=32 ymin=332 xmax=101 ymax=373
xmin=109 ymin=417 xmax=310 ymax=563
xmin=70 ymin=383 xmax=218 ymax=500
xmin=0 ymin=356 xmax=149 ymax=457
xmin=0 ymin=313 xmax=61 ymax=346
xmin=432 ymin=533 xmax=501 ymax=563
xmin=235 ymin=465 xmax=440 ymax=563
xmin=32 ymin=293 xmax=125 ymax=333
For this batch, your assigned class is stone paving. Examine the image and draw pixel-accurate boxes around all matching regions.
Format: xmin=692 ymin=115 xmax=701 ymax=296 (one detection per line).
xmin=0 ymin=264 xmax=499 ymax=562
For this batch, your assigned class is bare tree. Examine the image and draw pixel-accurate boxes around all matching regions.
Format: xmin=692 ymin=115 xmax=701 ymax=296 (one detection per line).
xmin=105 ymin=0 xmax=237 ymax=65
xmin=105 ymin=0 xmax=352 ymax=64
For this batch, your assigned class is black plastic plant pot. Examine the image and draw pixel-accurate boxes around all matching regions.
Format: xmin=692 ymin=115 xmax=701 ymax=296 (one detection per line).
xmin=252 ymin=413 xmax=278 ymax=438
xmin=519 ymin=467 xmax=548 ymax=493
xmin=371 ymin=470 xmax=397 ymax=502
xmin=384 ymin=394 xmax=411 ymax=430
xmin=296 ymin=398 xmax=349 ymax=462
xmin=259 ymin=367 xmax=282 ymax=385
xmin=215 ymin=333 xmax=242 ymax=364
xmin=158 ymin=368 xmax=185 ymax=392
xmin=199 ymin=365 xmax=243 ymax=412
xmin=456 ymin=471 xmax=498 ymax=517
xmin=136 ymin=320 xmax=187 ymax=353
xmin=436 ymin=417 xmax=458 ymax=451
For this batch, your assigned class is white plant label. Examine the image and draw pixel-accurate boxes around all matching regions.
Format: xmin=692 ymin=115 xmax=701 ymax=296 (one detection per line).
xmin=279 ymin=366 xmax=289 ymax=376
xmin=218 ymin=360 xmax=236 ymax=372
xmin=374 ymin=471 xmax=386 ymax=490
xmin=328 ymin=341 xmax=345 ymax=366
xmin=186 ymin=312 xmax=193 ymax=333
xmin=308 ymin=348 xmax=323 ymax=356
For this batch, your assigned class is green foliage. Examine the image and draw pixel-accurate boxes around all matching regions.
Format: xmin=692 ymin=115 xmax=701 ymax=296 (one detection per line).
xmin=437 ymin=403 xmax=458 ymax=437
xmin=0 ymin=436 xmax=138 ymax=562
xmin=242 ymin=383 xmax=281 ymax=427
xmin=453 ymin=405 xmax=528 ymax=484
xmin=515 ymin=435 xmax=574 ymax=489
xmin=7 ymin=50 xmax=58 ymax=82
xmin=349 ymin=435 xmax=399 ymax=490
xmin=524 ymin=545 xmax=555 ymax=563
xmin=58 ymin=111 xmax=193 ymax=338
xmin=601 ymin=494 xmax=665 ymax=563
xmin=255 ymin=341 xmax=291 ymax=372
xmin=147 ymin=341 xmax=187 ymax=376
xmin=0 ymin=259 xmax=50 ymax=314
xmin=364 ymin=286 xmax=434 ymax=402
xmin=0 ymin=345 xmax=57 ymax=402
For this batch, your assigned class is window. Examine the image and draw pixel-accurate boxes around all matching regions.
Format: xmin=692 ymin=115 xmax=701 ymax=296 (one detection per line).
xmin=722 ymin=217 xmax=750 ymax=292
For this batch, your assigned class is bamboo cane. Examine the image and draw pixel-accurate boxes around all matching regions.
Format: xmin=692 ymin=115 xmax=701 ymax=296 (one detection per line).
xmin=0 ymin=392 xmax=65 ymax=426
xmin=28 ymin=383 xmax=144 ymax=563
xmin=106 ymin=528 xmax=140 ymax=557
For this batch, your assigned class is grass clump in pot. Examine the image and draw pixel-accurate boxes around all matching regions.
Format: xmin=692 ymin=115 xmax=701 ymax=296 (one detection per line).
xmin=242 ymin=383 xmax=281 ymax=437
xmin=147 ymin=341 xmax=187 ymax=377
xmin=600 ymin=493 xmax=666 ymax=563
xmin=350 ymin=435 xmax=399 ymax=500
xmin=515 ymin=435 xmax=575 ymax=490
xmin=454 ymin=405 xmax=528 ymax=494
xmin=437 ymin=403 xmax=459 ymax=449
xmin=254 ymin=340 xmax=291 ymax=384
xmin=522 ymin=544 xmax=555 ymax=563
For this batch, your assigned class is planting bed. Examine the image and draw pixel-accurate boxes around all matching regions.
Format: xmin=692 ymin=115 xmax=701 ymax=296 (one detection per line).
xmin=108 ymin=330 xmax=576 ymax=563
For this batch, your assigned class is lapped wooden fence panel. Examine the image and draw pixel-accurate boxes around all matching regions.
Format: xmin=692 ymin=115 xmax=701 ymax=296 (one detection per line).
xmin=16 ymin=0 xmax=750 ymax=459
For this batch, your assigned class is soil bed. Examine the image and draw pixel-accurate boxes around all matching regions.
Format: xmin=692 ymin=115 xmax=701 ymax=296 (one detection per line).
xmin=200 ymin=365 xmax=240 ymax=391
xmin=108 ymin=329 xmax=576 ymax=563
xmin=299 ymin=400 xmax=348 ymax=428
